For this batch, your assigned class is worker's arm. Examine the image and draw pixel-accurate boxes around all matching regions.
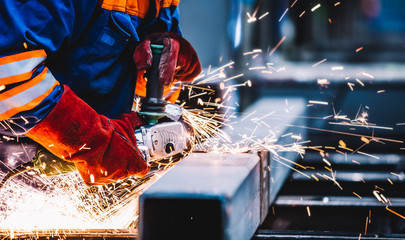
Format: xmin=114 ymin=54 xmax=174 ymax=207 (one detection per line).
xmin=0 ymin=0 xmax=99 ymax=134
xmin=0 ymin=0 xmax=148 ymax=185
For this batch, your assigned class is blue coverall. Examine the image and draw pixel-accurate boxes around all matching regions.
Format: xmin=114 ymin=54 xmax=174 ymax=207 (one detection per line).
xmin=0 ymin=0 xmax=181 ymax=135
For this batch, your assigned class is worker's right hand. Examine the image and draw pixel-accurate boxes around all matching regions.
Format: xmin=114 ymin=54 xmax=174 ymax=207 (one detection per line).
xmin=26 ymin=85 xmax=149 ymax=186
xmin=134 ymin=32 xmax=202 ymax=86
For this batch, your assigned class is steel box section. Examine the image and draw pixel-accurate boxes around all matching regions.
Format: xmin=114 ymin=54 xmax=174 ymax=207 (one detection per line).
xmin=139 ymin=153 xmax=261 ymax=240
xmin=224 ymin=97 xmax=307 ymax=205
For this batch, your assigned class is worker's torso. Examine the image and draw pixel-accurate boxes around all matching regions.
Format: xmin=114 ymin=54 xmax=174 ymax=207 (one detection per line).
xmin=48 ymin=0 xmax=180 ymax=118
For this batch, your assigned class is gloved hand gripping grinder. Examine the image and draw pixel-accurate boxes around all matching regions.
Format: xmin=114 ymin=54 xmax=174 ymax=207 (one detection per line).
xmin=135 ymin=44 xmax=193 ymax=162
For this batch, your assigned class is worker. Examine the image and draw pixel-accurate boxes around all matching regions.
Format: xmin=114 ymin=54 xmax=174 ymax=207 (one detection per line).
xmin=0 ymin=0 xmax=201 ymax=185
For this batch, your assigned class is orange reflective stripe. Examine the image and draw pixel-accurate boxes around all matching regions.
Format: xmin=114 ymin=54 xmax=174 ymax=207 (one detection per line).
xmin=165 ymin=85 xmax=181 ymax=104
xmin=101 ymin=0 xmax=149 ymax=18
xmin=135 ymin=70 xmax=147 ymax=97
xmin=155 ymin=0 xmax=179 ymax=17
xmin=160 ymin=0 xmax=179 ymax=8
xmin=0 ymin=81 xmax=59 ymax=121
xmin=0 ymin=50 xmax=46 ymax=65
xmin=101 ymin=0 xmax=179 ymax=18
xmin=0 ymin=67 xmax=47 ymax=101
xmin=1 ymin=71 xmax=35 ymax=85
xmin=135 ymin=70 xmax=181 ymax=102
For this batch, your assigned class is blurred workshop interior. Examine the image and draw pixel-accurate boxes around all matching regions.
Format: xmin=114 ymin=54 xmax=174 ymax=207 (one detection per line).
xmin=0 ymin=0 xmax=405 ymax=239
xmin=179 ymin=0 xmax=405 ymax=238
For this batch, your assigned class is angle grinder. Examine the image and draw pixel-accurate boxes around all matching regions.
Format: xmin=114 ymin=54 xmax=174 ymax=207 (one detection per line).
xmin=135 ymin=44 xmax=194 ymax=163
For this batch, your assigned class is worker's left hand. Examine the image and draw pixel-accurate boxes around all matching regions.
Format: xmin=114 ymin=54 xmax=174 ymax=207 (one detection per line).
xmin=134 ymin=32 xmax=202 ymax=86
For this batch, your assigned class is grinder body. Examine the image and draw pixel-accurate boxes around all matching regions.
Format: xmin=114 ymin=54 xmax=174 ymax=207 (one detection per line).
xmin=136 ymin=44 xmax=193 ymax=163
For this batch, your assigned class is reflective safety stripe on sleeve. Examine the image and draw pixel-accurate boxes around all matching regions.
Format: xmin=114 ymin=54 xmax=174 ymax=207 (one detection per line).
xmin=0 ymin=67 xmax=59 ymax=120
xmin=101 ymin=0 xmax=150 ymax=18
xmin=101 ymin=0 xmax=180 ymax=18
xmin=0 ymin=50 xmax=47 ymax=85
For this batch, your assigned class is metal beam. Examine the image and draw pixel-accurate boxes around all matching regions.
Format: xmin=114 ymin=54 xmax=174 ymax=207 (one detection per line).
xmin=139 ymin=152 xmax=268 ymax=240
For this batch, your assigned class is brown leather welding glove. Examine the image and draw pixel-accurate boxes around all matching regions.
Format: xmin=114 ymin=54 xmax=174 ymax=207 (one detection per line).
xmin=134 ymin=32 xmax=202 ymax=86
xmin=26 ymin=85 xmax=149 ymax=186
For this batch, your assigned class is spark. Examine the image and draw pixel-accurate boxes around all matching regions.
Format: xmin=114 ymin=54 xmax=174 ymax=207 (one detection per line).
xmin=269 ymin=36 xmax=286 ymax=56
xmin=356 ymin=78 xmax=365 ymax=86
xmin=347 ymin=82 xmax=354 ymax=91
xmin=23 ymin=42 xmax=28 ymax=49
xmin=246 ymin=12 xmax=257 ymax=23
xmin=312 ymin=58 xmax=327 ymax=68
xmin=241 ymin=111 xmax=257 ymax=122
xmin=356 ymin=47 xmax=364 ymax=52
xmin=331 ymin=66 xmax=344 ymax=71
xmin=311 ymin=4 xmax=321 ymax=12
xmin=373 ymin=190 xmax=384 ymax=203
xmin=291 ymin=135 xmax=302 ymax=140
xmin=308 ymin=100 xmax=328 ymax=105
xmin=20 ymin=116 xmax=29 ymax=125
xmin=279 ymin=8 xmax=289 ymax=22
xmin=196 ymin=73 xmax=223 ymax=85
xmin=306 ymin=206 xmax=311 ymax=217
xmin=281 ymin=133 xmax=293 ymax=138
xmin=90 ymin=174 xmax=95 ymax=183
xmin=209 ymin=61 xmax=235 ymax=75
xmin=291 ymin=0 xmax=298 ymax=7
xmin=353 ymin=192 xmax=362 ymax=199
xmin=184 ymin=85 xmax=215 ymax=92
xmin=317 ymin=79 xmax=329 ymax=85
xmin=390 ymin=172 xmax=402 ymax=178
xmin=258 ymin=12 xmax=269 ymax=20
xmin=386 ymin=207 xmax=405 ymax=219
xmin=79 ymin=144 xmax=90 ymax=151
xmin=249 ymin=66 xmax=266 ymax=70
xmin=299 ymin=11 xmax=306 ymax=17
xmin=335 ymin=2 xmax=341 ymax=6
xmin=365 ymin=216 xmax=368 ymax=235
xmin=243 ymin=49 xmax=262 ymax=55
xmin=311 ymin=174 xmax=319 ymax=181
xmin=329 ymin=122 xmax=393 ymax=130
xmin=377 ymin=90 xmax=385 ymax=93
xmin=189 ymin=92 xmax=208 ymax=99
xmin=387 ymin=178 xmax=393 ymax=185
xmin=361 ymin=72 xmax=374 ymax=79
xmin=273 ymin=157 xmax=310 ymax=179
xmin=323 ymin=158 xmax=331 ymax=166
xmin=357 ymin=151 xmax=380 ymax=159
xmin=223 ymin=73 xmax=244 ymax=82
